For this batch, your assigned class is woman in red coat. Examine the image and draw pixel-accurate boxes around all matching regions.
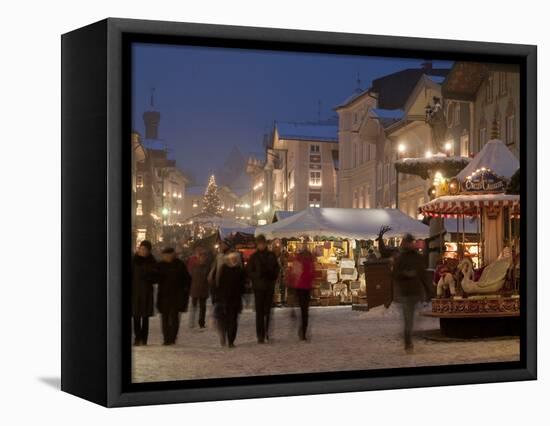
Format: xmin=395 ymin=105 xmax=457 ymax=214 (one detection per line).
xmin=287 ymin=247 xmax=315 ymax=341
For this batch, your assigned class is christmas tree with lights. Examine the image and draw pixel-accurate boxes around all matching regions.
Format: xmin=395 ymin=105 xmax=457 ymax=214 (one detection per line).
xmin=202 ymin=174 xmax=222 ymax=216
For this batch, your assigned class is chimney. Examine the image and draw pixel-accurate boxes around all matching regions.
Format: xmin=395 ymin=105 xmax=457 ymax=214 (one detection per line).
xmin=422 ymin=61 xmax=433 ymax=71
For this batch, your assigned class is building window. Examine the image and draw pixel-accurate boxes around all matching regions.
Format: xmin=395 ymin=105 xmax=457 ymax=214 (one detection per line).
xmin=310 ymin=144 xmax=320 ymax=153
xmin=363 ymin=185 xmax=370 ymax=208
xmin=453 ymin=103 xmax=460 ymax=126
xmin=485 ymin=75 xmax=494 ymax=104
xmin=308 ymin=191 xmax=321 ymax=208
xmin=289 ymin=169 xmax=295 ymax=189
xmin=309 ymin=170 xmax=322 ymax=186
xmin=136 ymin=200 xmax=143 ymax=216
xmin=377 ymin=164 xmax=382 ymax=188
xmin=136 ymin=174 xmax=144 ymax=188
xmin=506 ymin=115 xmax=515 ymax=146
xmin=460 ymin=134 xmax=470 ymax=157
xmin=384 ymin=163 xmax=390 ymax=184
xmin=353 ymin=143 xmax=358 ymax=168
xmin=499 ymin=72 xmax=508 ymax=96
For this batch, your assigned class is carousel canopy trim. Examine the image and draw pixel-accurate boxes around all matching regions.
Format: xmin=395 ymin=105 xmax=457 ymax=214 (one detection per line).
xmin=456 ymin=139 xmax=519 ymax=181
xmin=419 ymin=194 xmax=520 ymax=217
xmin=255 ymin=207 xmax=429 ymax=240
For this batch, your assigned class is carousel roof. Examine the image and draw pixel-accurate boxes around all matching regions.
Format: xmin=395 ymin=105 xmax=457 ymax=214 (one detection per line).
xmin=255 ymin=207 xmax=429 ymax=240
xmin=456 ymin=139 xmax=519 ymax=181
xmin=419 ymin=193 xmax=520 ymax=217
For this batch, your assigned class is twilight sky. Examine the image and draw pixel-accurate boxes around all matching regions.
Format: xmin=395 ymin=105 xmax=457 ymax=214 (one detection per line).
xmin=132 ymin=42 xmax=452 ymax=186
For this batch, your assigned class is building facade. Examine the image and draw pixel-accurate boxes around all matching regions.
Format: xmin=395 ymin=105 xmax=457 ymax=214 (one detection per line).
xmin=270 ymin=121 xmax=339 ymax=213
xmin=442 ymin=62 xmax=520 ymax=159
xmin=336 ymin=64 xmax=450 ymax=213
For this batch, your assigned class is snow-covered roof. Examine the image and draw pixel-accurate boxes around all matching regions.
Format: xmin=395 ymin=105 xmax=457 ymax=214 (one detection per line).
xmin=370 ymin=108 xmax=405 ymax=120
xmin=219 ymin=226 xmax=256 ymax=240
xmin=188 ymin=215 xmax=249 ymax=228
xmin=256 ymin=207 xmax=429 ymax=240
xmin=426 ymin=75 xmax=446 ymax=85
xmin=334 ymin=88 xmax=370 ymax=109
xmin=456 ymin=139 xmax=519 ymax=181
xmin=272 ymin=210 xmax=297 ymax=222
xmin=419 ymin=193 xmax=520 ymax=217
xmin=276 ymin=122 xmax=338 ymax=143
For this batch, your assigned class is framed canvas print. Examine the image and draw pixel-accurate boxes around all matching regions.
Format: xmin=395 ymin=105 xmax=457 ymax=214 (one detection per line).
xmin=61 ymin=18 xmax=537 ymax=407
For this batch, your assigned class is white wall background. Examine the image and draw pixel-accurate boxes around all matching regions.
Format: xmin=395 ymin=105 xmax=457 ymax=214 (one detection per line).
xmin=0 ymin=0 xmax=546 ymax=424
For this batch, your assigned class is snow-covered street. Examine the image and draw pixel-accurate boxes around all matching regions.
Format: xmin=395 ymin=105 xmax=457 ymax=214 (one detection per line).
xmin=132 ymin=304 xmax=519 ymax=383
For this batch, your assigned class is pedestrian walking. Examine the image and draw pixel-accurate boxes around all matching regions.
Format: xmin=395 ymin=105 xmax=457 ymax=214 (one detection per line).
xmin=132 ymin=240 xmax=158 ymax=346
xmin=247 ymin=234 xmax=280 ymax=344
xmin=287 ymin=246 xmax=315 ymax=341
xmin=189 ymin=248 xmax=210 ymax=328
xmin=208 ymin=240 xmax=232 ymax=303
xmin=214 ymin=252 xmax=246 ymax=348
xmin=392 ymin=233 xmax=432 ymax=353
xmin=157 ymin=247 xmax=191 ymax=345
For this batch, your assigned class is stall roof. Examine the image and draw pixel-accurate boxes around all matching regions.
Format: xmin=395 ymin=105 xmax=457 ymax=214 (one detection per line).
xmin=219 ymin=226 xmax=256 ymax=240
xmin=456 ymin=139 xmax=519 ymax=181
xmin=256 ymin=207 xmax=429 ymax=240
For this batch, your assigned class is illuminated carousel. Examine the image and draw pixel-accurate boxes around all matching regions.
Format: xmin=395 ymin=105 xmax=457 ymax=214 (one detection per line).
xmin=419 ymin=136 xmax=520 ymax=338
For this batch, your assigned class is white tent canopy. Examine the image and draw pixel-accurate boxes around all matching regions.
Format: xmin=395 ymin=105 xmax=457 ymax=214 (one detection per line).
xmin=456 ymin=139 xmax=519 ymax=181
xmin=255 ymin=207 xmax=429 ymax=240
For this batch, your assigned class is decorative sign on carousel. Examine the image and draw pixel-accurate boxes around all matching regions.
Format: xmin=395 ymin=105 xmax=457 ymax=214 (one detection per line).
xmin=461 ymin=167 xmax=508 ymax=194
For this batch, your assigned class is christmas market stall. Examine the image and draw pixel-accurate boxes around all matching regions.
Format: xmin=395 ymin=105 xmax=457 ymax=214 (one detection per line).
xmin=419 ymin=138 xmax=520 ymax=338
xmin=256 ymin=207 xmax=429 ymax=307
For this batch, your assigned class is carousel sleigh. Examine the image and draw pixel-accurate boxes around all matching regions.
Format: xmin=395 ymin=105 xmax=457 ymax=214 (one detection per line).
xmin=458 ymin=257 xmax=511 ymax=295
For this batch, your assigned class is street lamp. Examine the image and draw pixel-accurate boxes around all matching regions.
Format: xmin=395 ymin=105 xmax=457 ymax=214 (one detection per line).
xmin=425 ymin=150 xmax=433 ymax=158
xmin=398 ymin=143 xmax=406 ymax=156
xmin=444 ymin=142 xmax=452 ymax=156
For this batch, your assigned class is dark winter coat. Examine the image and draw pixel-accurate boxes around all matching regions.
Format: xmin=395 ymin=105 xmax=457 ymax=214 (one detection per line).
xmin=156 ymin=258 xmax=191 ymax=314
xmin=132 ymin=254 xmax=158 ymax=317
xmin=216 ymin=264 xmax=246 ymax=311
xmin=190 ymin=263 xmax=211 ymax=299
xmin=246 ymin=249 xmax=280 ymax=291
xmin=392 ymin=248 xmax=431 ymax=302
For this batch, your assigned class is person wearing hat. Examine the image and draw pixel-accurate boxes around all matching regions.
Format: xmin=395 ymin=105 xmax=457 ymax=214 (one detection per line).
xmin=392 ymin=233 xmax=432 ymax=353
xmin=132 ymin=240 xmax=158 ymax=346
xmin=247 ymin=234 xmax=280 ymax=344
xmin=157 ymin=247 xmax=191 ymax=345
xmin=189 ymin=248 xmax=211 ymax=329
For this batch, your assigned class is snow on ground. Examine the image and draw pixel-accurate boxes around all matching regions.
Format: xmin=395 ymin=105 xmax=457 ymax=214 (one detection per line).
xmin=132 ymin=305 xmax=519 ymax=383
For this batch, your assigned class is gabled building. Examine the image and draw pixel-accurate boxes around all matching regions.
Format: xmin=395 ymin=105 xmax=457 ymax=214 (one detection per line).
xmin=335 ymin=63 xmax=450 ymax=211
xmin=442 ymin=62 xmax=520 ymax=159
xmin=269 ymin=121 xmax=339 ymax=214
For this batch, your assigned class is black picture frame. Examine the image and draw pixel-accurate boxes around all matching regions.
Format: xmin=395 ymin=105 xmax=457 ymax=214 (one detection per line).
xmin=61 ymin=17 xmax=537 ymax=407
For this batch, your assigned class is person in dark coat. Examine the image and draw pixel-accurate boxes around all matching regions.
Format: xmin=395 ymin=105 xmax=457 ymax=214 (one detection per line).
xmin=157 ymin=247 xmax=191 ymax=345
xmin=392 ymin=233 xmax=432 ymax=353
xmin=132 ymin=240 xmax=158 ymax=346
xmin=247 ymin=234 xmax=280 ymax=344
xmin=215 ymin=251 xmax=246 ymax=348
xmin=189 ymin=248 xmax=210 ymax=328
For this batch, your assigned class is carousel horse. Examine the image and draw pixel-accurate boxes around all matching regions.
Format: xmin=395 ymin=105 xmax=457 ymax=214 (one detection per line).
xmin=457 ymin=255 xmax=511 ymax=295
